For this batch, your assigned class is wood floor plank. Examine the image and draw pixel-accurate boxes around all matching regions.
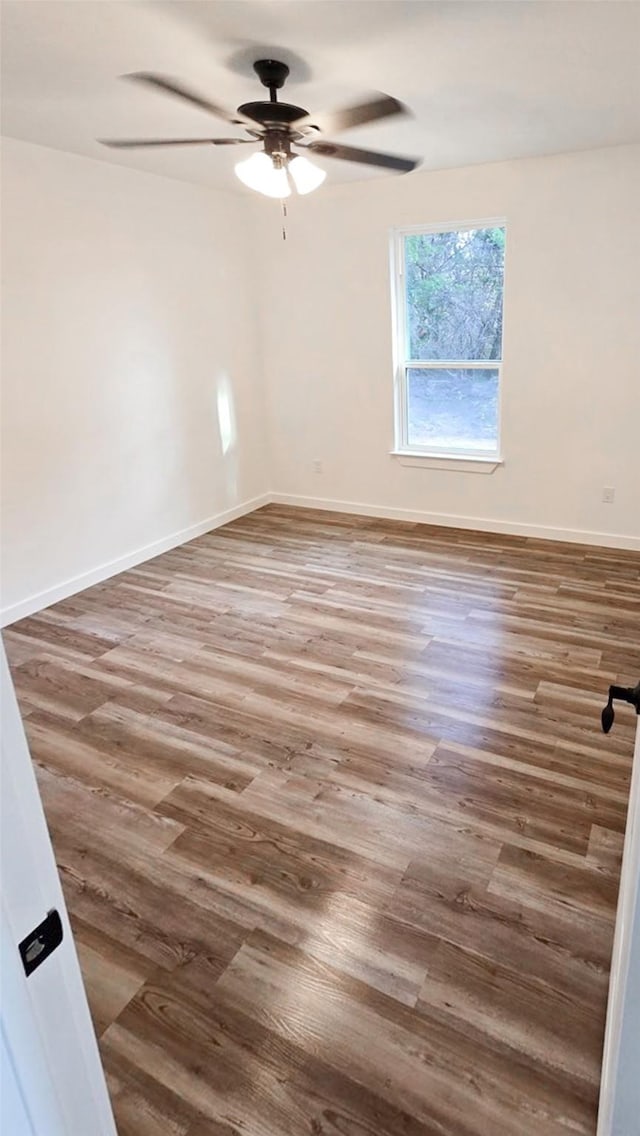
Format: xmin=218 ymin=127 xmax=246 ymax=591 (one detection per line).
xmin=106 ymin=978 xmax=441 ymax=1136
xmin=75 ymin=937 xmax=148 ymax=1040
xmin=26 ymin=711 xmax=183 ymax=807
xmin=215 ymin=930 xmax=596 ymax=1136
xmin=586 ymin=824 xmax=625 ymax=875
xmin=4 ymin=504 xmax=638 ymax=1136
xmin=416 ymin=936 xmax=603 ymax=1085
xmin=35 ymin=762 xmax=185 ymax=856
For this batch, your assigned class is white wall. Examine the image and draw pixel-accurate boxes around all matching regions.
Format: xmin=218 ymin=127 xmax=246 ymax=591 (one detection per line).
xmin=254 ymin=144 xmax=640 ymax=547
xmin=1 ymin=138 xmax=269 ymax=622
xmin=2 ymin=141 xmax=638 ymax=625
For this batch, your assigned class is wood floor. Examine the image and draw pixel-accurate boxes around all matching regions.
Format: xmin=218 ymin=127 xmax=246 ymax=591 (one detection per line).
xmin=4 ymin=505 xmax=639 ymax=1136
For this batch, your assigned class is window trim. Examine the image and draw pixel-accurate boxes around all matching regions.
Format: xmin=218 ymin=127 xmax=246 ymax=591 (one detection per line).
xmin=389 ymin=451 xmax=503 ymax=473
xmin=390 ymin=218 xmax=507 ymax=464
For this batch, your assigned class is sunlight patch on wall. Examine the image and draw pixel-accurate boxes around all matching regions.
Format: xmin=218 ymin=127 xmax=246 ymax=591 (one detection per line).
xmin=216 ymin=372 xmax=237 ymax=457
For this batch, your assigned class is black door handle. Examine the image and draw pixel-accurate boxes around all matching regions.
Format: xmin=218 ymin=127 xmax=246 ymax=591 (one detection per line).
xmin=601 ymin=682 xmax=640 ymax=733
xmin=18 ymin=909 xmax=63 ymax=977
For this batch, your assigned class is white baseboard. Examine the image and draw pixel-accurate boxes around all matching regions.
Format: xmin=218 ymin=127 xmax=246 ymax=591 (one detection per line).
xmin=0 ymin=493 xmax=271 ymax=628
xmin=271 ymin=492 xmax=640 ymax=551
xmin=3 ymin=490 xmax=638 ymax=627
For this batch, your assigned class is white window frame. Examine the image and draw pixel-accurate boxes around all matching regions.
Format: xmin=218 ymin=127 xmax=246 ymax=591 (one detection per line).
xmin=390 ymin=218 xmax=506 ymax=468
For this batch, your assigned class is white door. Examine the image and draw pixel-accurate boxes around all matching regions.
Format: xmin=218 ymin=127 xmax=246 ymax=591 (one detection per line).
xmin=598 ymin=718 xmax=640 ymax=1136
xmin=0 ymin=643 xmax=116 ymax=1136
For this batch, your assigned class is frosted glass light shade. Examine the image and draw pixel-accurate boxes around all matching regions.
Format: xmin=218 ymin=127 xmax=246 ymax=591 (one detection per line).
xmin=289 ymin=155 xmax=326 ymax=194
xmin=235 ymin=152 xmax=291 ymax=198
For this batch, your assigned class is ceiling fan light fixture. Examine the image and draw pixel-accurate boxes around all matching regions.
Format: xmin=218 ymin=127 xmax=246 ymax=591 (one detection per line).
xmin=288 ymin=155 xmax=326 ymax=195
xmin=234 ymin=151 xmax=290 ymax=198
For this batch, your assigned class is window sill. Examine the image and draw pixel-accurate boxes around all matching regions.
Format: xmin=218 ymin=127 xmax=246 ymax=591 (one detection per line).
xmin=390 ymin=450 xmax=503 ymax=473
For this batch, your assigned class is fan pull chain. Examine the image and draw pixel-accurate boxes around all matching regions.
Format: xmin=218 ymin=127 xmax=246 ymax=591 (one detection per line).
xmin=281 ymin=198 xmax=287 ymax=242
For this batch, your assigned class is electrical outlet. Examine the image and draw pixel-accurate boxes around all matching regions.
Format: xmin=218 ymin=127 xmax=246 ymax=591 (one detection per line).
xmin=313 ymin=459 xmax=323 ymax=474
xmin=602 ymin=487 xmax=615 ymax=504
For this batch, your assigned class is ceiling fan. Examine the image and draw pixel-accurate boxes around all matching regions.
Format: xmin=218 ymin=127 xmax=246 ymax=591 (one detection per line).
xmin=99 ymin=59 xmax=421 ymax=197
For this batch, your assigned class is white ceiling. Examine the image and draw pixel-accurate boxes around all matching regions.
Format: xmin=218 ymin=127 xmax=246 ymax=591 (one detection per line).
xmin=2 ymin=0 xmax=639 ymax=193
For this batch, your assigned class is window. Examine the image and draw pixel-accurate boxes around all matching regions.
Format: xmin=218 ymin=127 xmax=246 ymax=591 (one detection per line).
xmin=391 ymin=221 xmax=506 ymax=461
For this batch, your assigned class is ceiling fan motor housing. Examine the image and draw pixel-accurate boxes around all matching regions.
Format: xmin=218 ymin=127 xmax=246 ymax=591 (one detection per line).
xmin=236 ymin=59 xmax=309 ymax=131
xmin=236 ymin=100 xmax=309 ymax=127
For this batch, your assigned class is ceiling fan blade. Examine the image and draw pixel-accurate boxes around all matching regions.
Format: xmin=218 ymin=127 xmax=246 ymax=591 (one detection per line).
xmin=99 ymin=137 xmax=254 ymax=149
xmin=305 ymin=140 xmax=420 ymax=173
xmin=125 ymin=72 xmax=258 ymax=129
xmin=293 ymin=94 xmax=407 ymax=135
